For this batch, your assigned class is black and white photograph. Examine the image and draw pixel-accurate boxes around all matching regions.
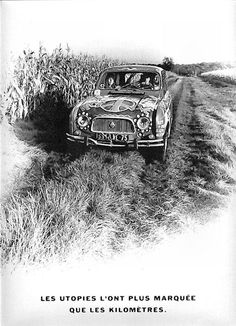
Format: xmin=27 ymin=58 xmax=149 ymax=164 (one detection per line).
xmin=1 ymin=0 xmax=236 ymax=325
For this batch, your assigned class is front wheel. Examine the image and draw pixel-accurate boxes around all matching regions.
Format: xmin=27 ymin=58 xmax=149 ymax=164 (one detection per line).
xmin=149 ymin=133 xmax=168 ymax=163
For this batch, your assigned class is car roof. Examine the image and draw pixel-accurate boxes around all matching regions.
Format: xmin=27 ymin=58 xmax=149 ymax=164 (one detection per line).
xmin=103 ymin=64 xmax=163 ymax=74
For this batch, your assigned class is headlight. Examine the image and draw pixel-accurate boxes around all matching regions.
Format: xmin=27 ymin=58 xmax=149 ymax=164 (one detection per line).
xmin=137 ymin=116 xmax=150 ymax=130
xmin=77 ymin=114 xmax=89 ymax=127
xmin=156 ymin=108 xmax=165 ymax=125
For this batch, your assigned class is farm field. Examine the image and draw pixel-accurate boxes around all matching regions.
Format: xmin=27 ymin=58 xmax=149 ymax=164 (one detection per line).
xmin=1 ymin=66 xmax=236 ymax=266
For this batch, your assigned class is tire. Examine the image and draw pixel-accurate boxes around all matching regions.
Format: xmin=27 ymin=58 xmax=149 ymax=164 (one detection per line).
xmin=149 ymin=132 xmax=168 ymax=163
xmin=66 ymin=140 xmax=85 ymax=158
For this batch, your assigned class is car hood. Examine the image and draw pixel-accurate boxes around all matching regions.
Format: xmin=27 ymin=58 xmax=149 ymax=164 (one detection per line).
xmin=76 ymin=93 xmax=160 ymax=115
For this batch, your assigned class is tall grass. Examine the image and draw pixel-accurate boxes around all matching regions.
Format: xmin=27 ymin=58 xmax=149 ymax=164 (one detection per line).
xmin=1 ymin=150 xmax=148 ymax=264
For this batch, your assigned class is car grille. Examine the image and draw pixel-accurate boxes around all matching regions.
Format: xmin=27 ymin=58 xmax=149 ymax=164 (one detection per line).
xmin=91 ymin=117 xmax=135 ymax=133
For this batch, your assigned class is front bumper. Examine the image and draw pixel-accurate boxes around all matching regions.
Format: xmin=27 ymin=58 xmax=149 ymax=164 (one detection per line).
xmin=66 ymin=133 xmax=164 ymax=149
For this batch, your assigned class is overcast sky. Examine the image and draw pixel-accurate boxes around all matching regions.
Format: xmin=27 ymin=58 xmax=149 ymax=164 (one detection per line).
xmin=1 ymin=0 xmax=235 ymax=74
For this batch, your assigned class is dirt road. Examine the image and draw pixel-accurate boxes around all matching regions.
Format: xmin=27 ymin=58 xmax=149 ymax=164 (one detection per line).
xmin=1 ymin=76 xmax=236 ymax=264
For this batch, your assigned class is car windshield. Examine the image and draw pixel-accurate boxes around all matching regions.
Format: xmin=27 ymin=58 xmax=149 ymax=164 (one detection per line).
xmin=98 ymin=71 xmax=161 ymax=91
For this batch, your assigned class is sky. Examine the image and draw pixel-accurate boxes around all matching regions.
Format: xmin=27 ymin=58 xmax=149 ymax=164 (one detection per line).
xmin=1 ymin=0 xmax=236 ymax=77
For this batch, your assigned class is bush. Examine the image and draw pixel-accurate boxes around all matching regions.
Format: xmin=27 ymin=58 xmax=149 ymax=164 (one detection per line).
xmin=161 ymin=57 xmax=174 ymax=71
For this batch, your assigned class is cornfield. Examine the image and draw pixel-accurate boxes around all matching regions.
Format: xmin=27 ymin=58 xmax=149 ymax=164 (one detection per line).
xmin=3 ymin=45 xmax=122 ymax=121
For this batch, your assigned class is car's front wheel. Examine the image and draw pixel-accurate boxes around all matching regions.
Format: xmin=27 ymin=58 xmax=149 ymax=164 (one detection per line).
xmin=149 ymin=131 xmax=168 ymax=163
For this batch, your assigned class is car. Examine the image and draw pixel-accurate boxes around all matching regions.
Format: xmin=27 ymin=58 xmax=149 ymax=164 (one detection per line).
xmin=66 ymin=64 xmax=173 ymax=161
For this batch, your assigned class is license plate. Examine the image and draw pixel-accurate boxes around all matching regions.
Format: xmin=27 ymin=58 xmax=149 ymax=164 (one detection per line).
xmin=96 ymin=133 xmax=129 ymax=142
